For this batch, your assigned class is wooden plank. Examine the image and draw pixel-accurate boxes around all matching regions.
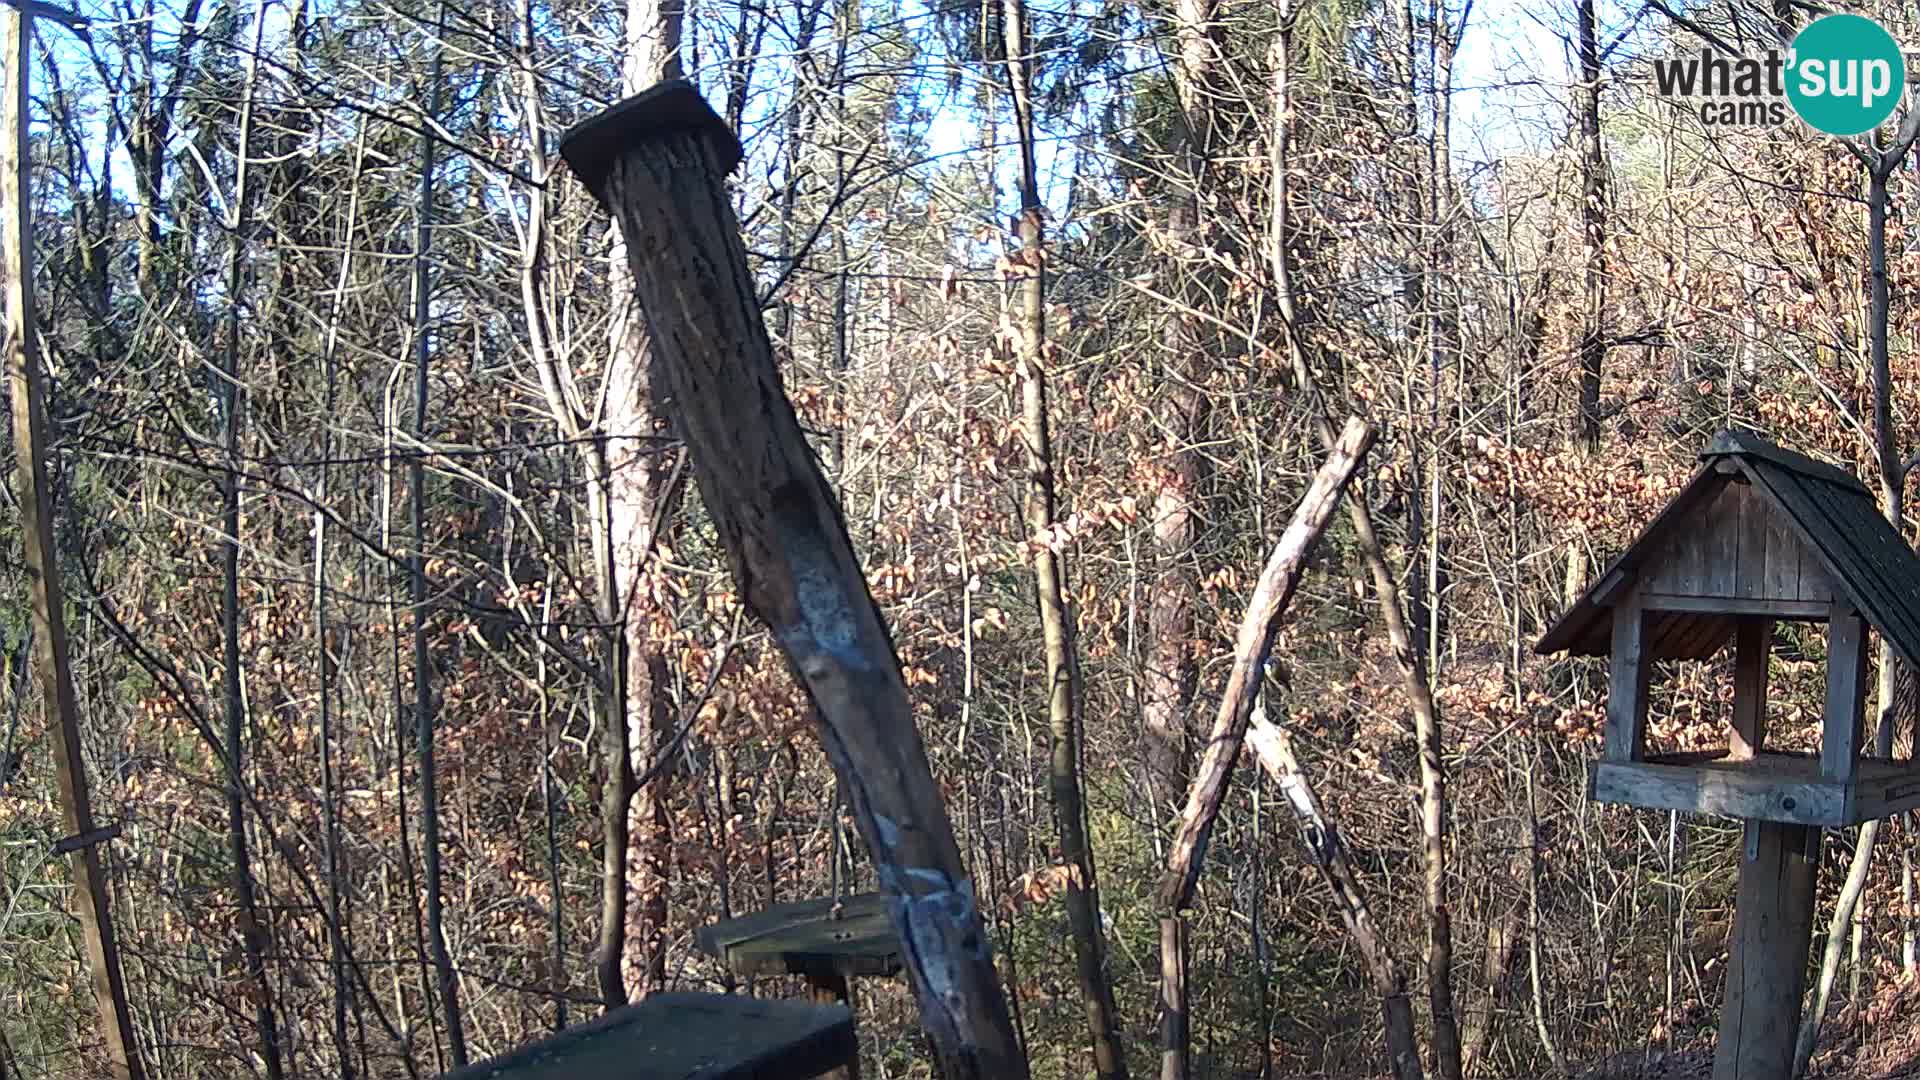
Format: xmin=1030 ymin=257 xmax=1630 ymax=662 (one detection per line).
xmin=1606 ymin=592 xmax=1652 ymax=762
xmin=1845 ymin=762 xmax=1920 ymax=821
xmin=1537 ymin=465 xmax=1724 ymax=657
xmin=1646 ymin=503 xmax=1709 ymax=596
xmin=439 ymin=993 xmax=856 ymax=1080
xmin=1590 ymin=759 xmax=1845 ymax=825
xmin=1762 ymin=490 xmax=1804 ymax=600
xmin=1824 ymin=603 xmax=1868 ymax=783
xmin=1798 ymin=528 xmax=1838 ymax=603
xmin=698 ymin=894 xmax=891 ymax=959
xmin=1701 ymin=483 xmax=1742 ymax=597
xmin=1726 ymin=480 xmax=1764 ymax=599
xmin=1712 ymin=821 xmax=1820 ymax=1080
xmin=1731 ymin=618 xmax=1772 ymax=760
xmin=1591 ymin=567 xmax=1632 ymax=608
xmin=1639 ymin=595 xmax=1830 ymax=619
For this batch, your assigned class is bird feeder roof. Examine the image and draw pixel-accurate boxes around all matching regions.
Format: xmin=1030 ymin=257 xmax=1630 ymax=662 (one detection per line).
xmin=1536 ymin=429 xmax=1920 ymax=671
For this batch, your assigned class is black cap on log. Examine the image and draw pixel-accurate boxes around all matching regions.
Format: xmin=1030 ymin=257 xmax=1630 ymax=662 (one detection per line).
xmin=558 ymin=79 xmax=742 ymax=203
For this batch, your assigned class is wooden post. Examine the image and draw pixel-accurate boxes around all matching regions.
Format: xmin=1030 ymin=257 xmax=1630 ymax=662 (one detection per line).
xmin=1606 ymin=591 xmax=1650 ymax=762
xmin=1731 ymin=618 xmax=1771 ymax=760
xmin=559 ymin=82 xmax=1026 ymax=1079
xmin=2 ymin=9 xmax=145 ymax=1080
xmin=1713 ymin=820 xmax=1820 ymax=1080
xmin=804 ymin=974 xmax=860 ymax=1080
xmin=1824 ymin=604 xmax=1867 ymax=782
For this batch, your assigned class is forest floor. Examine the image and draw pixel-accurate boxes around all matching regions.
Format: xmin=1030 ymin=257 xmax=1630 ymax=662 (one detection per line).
xmin=1575 ymin=977 xmax=1920 ymax=1079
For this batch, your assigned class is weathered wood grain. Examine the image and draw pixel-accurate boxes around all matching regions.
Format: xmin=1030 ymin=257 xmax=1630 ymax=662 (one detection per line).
xmin=696 ymin=893 xmax=901 ymax=980
xmin=1605 ymin=591 xmax=1650 ymax=762
xmin=1590 ymin=756 xmax=1846 ymax=825
xmin=1825 ymin=603 xmax=1868 ymax=783
xmin=1731 ymin=618 xmax=1771 ymax=760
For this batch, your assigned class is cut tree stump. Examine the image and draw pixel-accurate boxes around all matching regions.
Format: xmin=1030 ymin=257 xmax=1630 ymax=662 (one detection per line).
xmin=438 ymin=993 xmax=854 ymax=1080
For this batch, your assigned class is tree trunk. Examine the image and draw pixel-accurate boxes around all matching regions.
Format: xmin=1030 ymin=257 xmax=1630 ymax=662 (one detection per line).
xmin=1794 ymin=133 xmax=1920 ymax=1074
xmin=1268 ymin=16 xmax=1459 ymax=1072
xmin=1573 ymin=0 xmax=1606 ymax=453
xmin=999 ymin=2 xmax=1127 ymax=1072
xmin=222 ymin=3 xmax=282 ymax=1072
xmin=1156 ymin=417 xmax=1376 ymax=1080
xmin=562 ymin=82 xmax=1027 ymax=1078
xmin=3 ymin=13 xmax=145 ymax=1078
xmin=411 ymin=14 xmax=466 ymax=1063
xmin=600 ymin=0 xmax=686 ymax=1004
xmin=1143 ymin=0 xmax=1222 ymax=823
xmin=1158 ymin=416 xmax=1375 ymax=911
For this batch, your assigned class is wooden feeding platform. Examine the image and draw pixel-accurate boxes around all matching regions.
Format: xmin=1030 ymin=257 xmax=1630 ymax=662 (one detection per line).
xmin=1591 ymin=749 xmax=1920 ymax=827
xmin=1538 ymin=428 xmax=1920 ymax=1080
xmin=697 ymin=892 xmax=903 ymax=993
xmin=436 ymin=992 xmax=855 ymax=1080
xmin=696 ymin=894 xmax=904 ymax=1080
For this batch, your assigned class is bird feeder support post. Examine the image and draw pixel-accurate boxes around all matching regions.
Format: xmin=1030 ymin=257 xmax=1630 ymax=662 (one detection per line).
xmin=1824 ymin=602 xmax=1867 ymax=784
xmin=1606 ymin=590 xmax=1650 ymax=763
xmin=1713 ymin=821 xmax=1820 ymax=1080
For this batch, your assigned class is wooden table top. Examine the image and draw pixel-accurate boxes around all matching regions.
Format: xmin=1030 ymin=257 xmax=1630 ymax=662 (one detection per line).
xmin=437 ymin=992 xmax=855 ymax=1079
xmin=696 ymin=893 xmax=904 ymax=980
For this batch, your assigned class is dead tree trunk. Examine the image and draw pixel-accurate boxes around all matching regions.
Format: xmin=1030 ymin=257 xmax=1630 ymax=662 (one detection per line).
xmin=1268 ymin=12 xmax=1459 ymax=1066
xmin=1156 ymin=417 xmax=1375 ymax=1077
xmin=561 ymin=81 xmax=1027 ymax=1079
xmin=221 ymin=3 xmax=282 ymax=1072
xmin=3 ymin=11 xmax=145 ymax=1078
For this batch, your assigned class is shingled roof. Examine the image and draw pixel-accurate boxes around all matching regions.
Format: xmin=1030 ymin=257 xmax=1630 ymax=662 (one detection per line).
xmin=1536 ymin=429 xmax=1920 ymax=671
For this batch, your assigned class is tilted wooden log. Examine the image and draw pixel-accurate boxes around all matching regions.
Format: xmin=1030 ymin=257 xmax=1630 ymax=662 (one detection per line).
xmin=1158 ymin=415 xmax=1375 ymax=912
xmin=560 ymin=81 xmax=1027 ymax=1079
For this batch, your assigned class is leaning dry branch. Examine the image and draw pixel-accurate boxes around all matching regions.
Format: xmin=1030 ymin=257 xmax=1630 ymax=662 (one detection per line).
xmin=560 ymin=81 xmax=1026 ymax=1078
xmin=1245 ymin=709 xmax=1423 ymax=1080
xmin=1158 ymin=414 xmax=1375 ymax=912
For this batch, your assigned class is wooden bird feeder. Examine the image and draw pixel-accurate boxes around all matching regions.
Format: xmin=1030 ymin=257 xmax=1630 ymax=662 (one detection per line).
xmin=697 ymin=893 xmax=903 ymax=1080
xmin=436 ymin=992 xmax=855 ymax=1079
xmin=1538 ymin=428 xmax=1920 ymax=1079
xmin=698 ymin=892 xmax=903 ymax=995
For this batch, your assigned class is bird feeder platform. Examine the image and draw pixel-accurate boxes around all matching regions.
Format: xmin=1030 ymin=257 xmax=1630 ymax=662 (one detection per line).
xmin=437 ymin=992 xmax=855 ymax=1080
xmin=697 ymin=892 xmax=903 ymax=985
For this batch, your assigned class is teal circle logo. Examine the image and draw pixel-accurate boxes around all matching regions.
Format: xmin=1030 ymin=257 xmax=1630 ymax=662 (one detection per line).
xmin=1787 ymin=15 xmax=1906 ymax=136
